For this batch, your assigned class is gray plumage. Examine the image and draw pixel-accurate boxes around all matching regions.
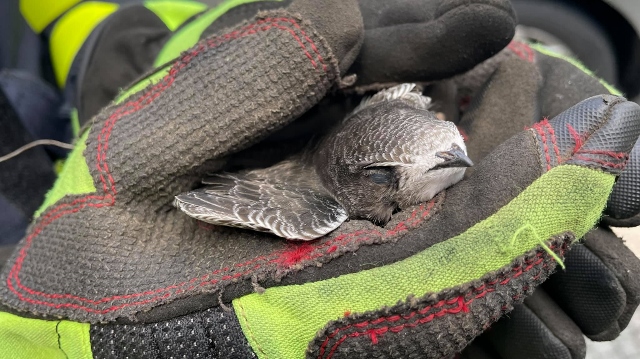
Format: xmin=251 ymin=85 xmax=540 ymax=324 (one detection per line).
xmin=175 ymin=84 xmax=471 ymax=240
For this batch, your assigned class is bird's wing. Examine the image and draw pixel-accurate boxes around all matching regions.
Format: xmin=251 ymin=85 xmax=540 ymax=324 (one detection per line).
xmin=352 ymin=83 xmax=432 ymax=115
xmin=174 ymin=161 xmax=347 ymax=240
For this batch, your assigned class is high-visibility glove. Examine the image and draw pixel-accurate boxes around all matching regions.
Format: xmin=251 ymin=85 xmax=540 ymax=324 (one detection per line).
xmin=2 ymin=2 xmax=639 ymax=359
xmin=435 ymin=42 xmax=640 ymax=359
xmin=460 ymin=227 xmax=640 ymax=359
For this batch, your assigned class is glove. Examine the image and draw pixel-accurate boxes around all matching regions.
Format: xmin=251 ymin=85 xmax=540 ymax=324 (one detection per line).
xmin=1 ymin=2 xmax=639 ymax=359
xmin=64 ymin=0 xmax=516 ymax=124
xmin=461 ymin=227 xmax=640 ymax=359
xmin=437 ymin=42 xmax=640 ymax=359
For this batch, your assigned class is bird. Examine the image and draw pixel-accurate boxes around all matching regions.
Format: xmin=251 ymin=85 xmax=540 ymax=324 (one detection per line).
xmin=174 ymin=83 xmax=473 ymax=240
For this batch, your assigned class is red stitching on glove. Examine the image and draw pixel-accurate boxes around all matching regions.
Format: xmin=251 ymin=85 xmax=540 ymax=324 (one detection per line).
xmin=7 ymin=18 xmax=333 ymax=311
xmin=531 ymin=122 xmax=552 ymax=171
xmin=271 ymin=200 xmax=436 ymax=269
xmin=566 ymin=124 xmax=629 ymax=168
xmin=577 ymin=150 xmax=628 ymax=159
xmin=8 ymin=156 xmax=437 ymax=310
xmin=573 ymin=155 xmax=628 ymax=169
xmin=542 ymin=118 xmax=561 ymax=159
xmin=317 ymin=246 xmax=561 ymax=359
xmin=8 ymin=196 xmax=432 ymax=310
xmin=6 ymin=284 xmax=173 ymax=314
xmin=279 ymin=243 xmax=316 ymax=266
xmin=507 ymin=41 xmax=535 ymax=63
xmin=566 ymin=124 xmax=584 ymax=153
xmin=277 ymin=18 xmax=328 ymax=72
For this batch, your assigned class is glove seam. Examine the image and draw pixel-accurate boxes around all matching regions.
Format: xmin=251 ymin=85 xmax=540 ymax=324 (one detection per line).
xmin=313 ymin=237 xmax=570 ymax=359
xmin=530 ymin=106 xmax=629 ymax=173
xmin=507 ymin=41 xmax=535 ymax=63
xmin=237 ymin=299 xmax=266 ymax=358
xmin=3 ymin=15 xmax=336 ymax=317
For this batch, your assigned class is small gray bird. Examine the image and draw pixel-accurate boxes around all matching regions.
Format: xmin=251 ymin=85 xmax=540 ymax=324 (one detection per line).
xmin=174 ymin=84 xmax=472 ymax=240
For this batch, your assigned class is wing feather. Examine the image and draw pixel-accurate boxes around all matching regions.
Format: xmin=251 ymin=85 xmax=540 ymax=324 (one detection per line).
xmin=175 ymin=161 xmax=347 ymax=240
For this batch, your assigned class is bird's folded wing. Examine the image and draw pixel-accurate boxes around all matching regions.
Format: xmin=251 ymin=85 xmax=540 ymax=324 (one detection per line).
xmin=174 ymin=162 xmax=347 ymax=240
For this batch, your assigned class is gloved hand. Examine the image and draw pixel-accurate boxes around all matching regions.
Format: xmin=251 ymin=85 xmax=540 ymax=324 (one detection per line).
xmin=460 ymin=227 xmax=640 ymax=359
xmin=432 ymin=42 xmax=640 ymax=359
xmin=70 ymin=0 xmax=517 ymax=124
xmin=1 ymin=2 xmax=639 ymax=359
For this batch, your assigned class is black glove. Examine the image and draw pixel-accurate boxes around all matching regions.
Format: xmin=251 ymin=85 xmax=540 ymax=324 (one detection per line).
xmin=70 ymin=0 xmax=516 ymax=124
xmin=446 ymin=42 xmax=640 ymax=359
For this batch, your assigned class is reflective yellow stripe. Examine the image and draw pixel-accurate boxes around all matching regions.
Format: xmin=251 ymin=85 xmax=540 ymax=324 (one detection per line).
xmin=145 ymin=0 xmax=208 ymax=31
xmin=50 ymin=1 xmax=119 ymax=88
xmin=20 ymin=0 xmax=82 ymax=33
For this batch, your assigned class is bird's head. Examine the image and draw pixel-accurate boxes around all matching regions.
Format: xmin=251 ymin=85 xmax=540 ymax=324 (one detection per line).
xmin=314 ymin=100 xmax=472 ymax=226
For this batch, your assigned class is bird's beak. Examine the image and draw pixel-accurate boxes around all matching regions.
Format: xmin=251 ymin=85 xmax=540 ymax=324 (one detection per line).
xmin=433 ymin=144 xmax=474 ymax=169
